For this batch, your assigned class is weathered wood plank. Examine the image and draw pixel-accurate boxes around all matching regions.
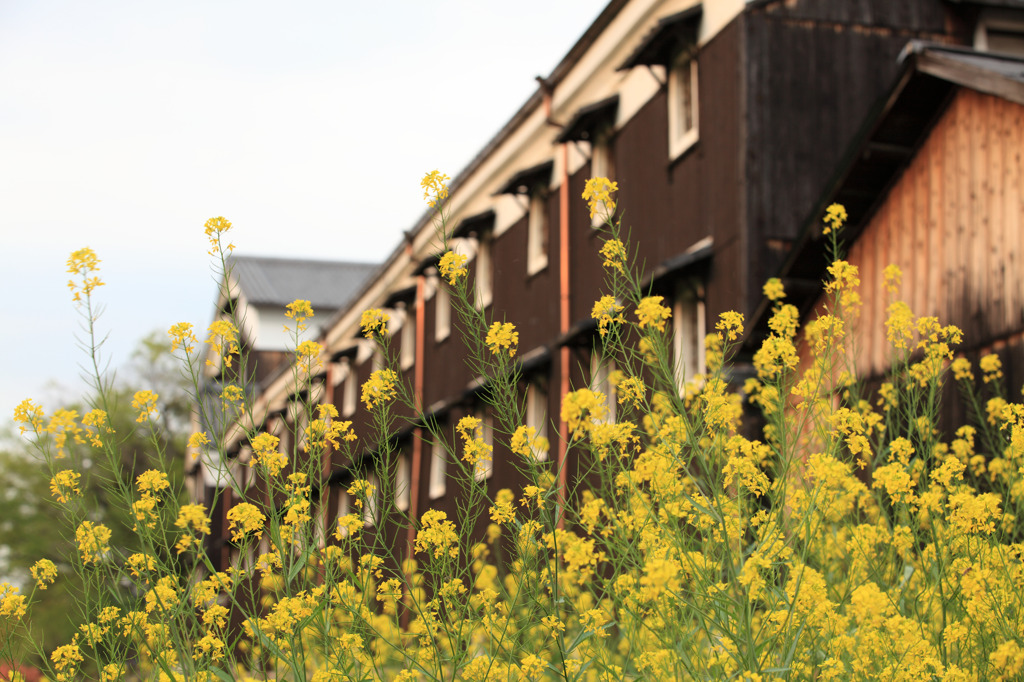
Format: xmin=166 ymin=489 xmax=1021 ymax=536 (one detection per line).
xmin=1011 ymin=100 xmax=1024 ymax=331
xmin=928 ymin=126 xmax=944 ymax=331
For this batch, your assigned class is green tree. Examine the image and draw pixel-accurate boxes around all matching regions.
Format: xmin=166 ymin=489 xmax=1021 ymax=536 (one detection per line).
xmin=0 ymin=330 xmax=191 ymax=665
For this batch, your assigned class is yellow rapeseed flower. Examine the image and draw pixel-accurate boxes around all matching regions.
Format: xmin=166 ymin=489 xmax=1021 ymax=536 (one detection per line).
xmin=174 ymin=504 xmax=212 ymax=554
xmin=415 ymin=509 xmax=459 ymax=559
xmin=50 ymin=643 xmax=84 ymax=682
xmin=592 ymin=295 xmax=625 ymax=337
xmin=823 ymin=203 xmax=847 ymax=235
xmin=361 ymin=369 xmax=399 ymax=410
xmin=438 ymin=251 xmax=468 ymax=285
xmin=599 ymin=239 xmax=628 ymax=273
xmin=13 ymin=398 xmax=45 ymax=435
xmin=421 ymin=170 xmax=450 ymax=208
xmin=30 ymin=559 xmax=57 ymax=590
xmin=485 ymin=321 xmax=518 ymax=357
xmin=75 ymin=521 xmax=112 ymax=564
xmin=763 ymin=277 xmax=785 ymax=302
xmin=203 ymin=216 xmax=233 ymax=255
xmin=226 ymin=503 xmax=265 ymax=542
xmin=187 ymin=431 xmax=210 ymax=461
xmin=883 ymin=264 xmax=902 ymax=295
xmin=50 ymin=469 xmax=81 ymax=504
xmin=360 ymin=308 xmax=390 ymax=338
xmin=716 ymin=311 xmax=745 ymax=341
xmin=66 ymin=247 xmax=105 ymax=303
xmin=131 ymin=390 xmax=159 ymax=423
xmin=582 ymin=176 xmax=618 ymax=220
xmin=561 ymin=388 xmax=608 ymax=438
xmin=635 ymin=296 xmax=672 ymax=333
xmin=285 ymin=299 xmax=314 ymax=324
xmin=136 ymin=469 xmax=169 ymax=498
xmin=250 ymin=432 xmax=285 ymax=476
xmin=0 ymin=583 xmax=27 ymax=620
xmin=981 ymin=353 xmax=1003 ymax=384
xmin=46 ymin=408 xmax=83 ymax=458
xmin=168 ymin=322 xmax=198 ymax=354
xmin=295 ymin=339 xmax=323 ymax=372
xmin=205 ymin=319 xmax=240 ymax=369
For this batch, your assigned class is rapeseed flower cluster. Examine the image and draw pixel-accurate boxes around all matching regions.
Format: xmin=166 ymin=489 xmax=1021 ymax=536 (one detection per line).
xmin=360 ymin=308 xmax=390 ymax=338
xmin=361 ymin=368 xmax=398 ymax=409
xmin=582 ymin=176 xmax=618 ymax=220
xmin=14 ymin=191 xmax=1024 ymax=682
xmin=484 ymin=321 xmax=518 ymax=357
xmin=66 ymin=247 xmax=104 ymax=303
xmin=438 ymin=251 xmax=468 ymax=285
xmin=634 ymin=295 xmax=671 ymax=332
xmin=421 ymin=169 xmax=450 ymax=208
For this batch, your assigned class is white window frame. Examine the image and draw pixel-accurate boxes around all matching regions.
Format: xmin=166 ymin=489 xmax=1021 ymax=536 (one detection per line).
xmin=396 ymin=453 xmax=411 ymax=512
xmin=435 ymin=280 xmax=451 ymax=342
xmin=668 ymin=50 xmax=699 ymax=160
xmin=398 ymin=306 xmax=415 ymax=371
xmin=363 ymin=472 xmax=380 ymax=527
xmin=474 ymin=232 xmax=493 ymax=310
xmin=336 ymin=489 xmax=352 ymax=537
xmin=974 ymin=11 xmax=1024 ymax=56
xmin=589 ymin=134 xmax=613 ymax=228
xmin=527 ymin=192 xmax=549 ymax=275
xmin=429 ymin=440 xmax=447 ymax=500
xmin=672 ymin=283 xmax=706 ymax=391
xmin=314 ymin=497 xmax=326 ymax=549
xmin=474 ymin=410 xmax=495 ymax=482
xmin=341 ymin=360 xmax=357 ymax=418
xmin=590 ymin=351 xmax=616 ymax=425
xmin=526 ymin=382 xmax=550 ymax=462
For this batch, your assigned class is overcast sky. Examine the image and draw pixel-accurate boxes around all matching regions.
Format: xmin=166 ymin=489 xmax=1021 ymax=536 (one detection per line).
xmin=1 ymin=1 xmax=605 ymax=424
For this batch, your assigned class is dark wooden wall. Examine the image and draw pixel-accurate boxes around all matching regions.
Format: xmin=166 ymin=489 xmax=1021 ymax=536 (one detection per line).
xmin=743 ymin=0 xmax=965 ymax=318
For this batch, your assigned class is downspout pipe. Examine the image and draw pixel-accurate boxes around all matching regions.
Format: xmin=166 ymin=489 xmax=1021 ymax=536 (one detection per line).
xmin=539 ymin=79 xmax=571 ymax=531
xmin=407 ymin=272 xmax=426 ymax=557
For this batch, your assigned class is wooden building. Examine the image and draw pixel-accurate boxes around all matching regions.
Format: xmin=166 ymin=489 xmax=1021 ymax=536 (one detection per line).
xmin=754 ymin=42 xmax=1024 ymax=406
xmin=194 ymin=0 xmax=1024 ymax=571
xmin=189 ymin=255 xmax=377 ymax=566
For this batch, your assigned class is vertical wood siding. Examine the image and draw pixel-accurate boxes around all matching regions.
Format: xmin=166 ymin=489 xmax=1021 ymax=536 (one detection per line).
xmin=841 ymin=89 xmax=1024 ymax=380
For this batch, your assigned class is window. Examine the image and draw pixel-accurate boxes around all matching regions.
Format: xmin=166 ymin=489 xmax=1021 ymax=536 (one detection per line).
xmin=668 ymin=50 xmax=699 ymax=159
xmin=396 ymin=453 xmax=411 ymax=512
xmin=435 ymin=279 xmax=451 ymax=342
xmin=363 ymin=473 xmax=380 ymax=527
xmin=429 ymin=440 xmax=447 ymax=500
xmin=314 ymin=498 xmax=326 ymax=549
xmin=526 ymin=381 xmax=550 ymax=461
xmin=475 ymin=410 xmax=495 ymax=482
xmin=590 ymin=350 xmax=616 ymax=425
xmin=527 ymin=192 xmax=549 ymax=275
xmin=672 ymin=284 xmax=706 ymax=390
xmin=341 ymin=360 xmax=357 ymax=418
xmin=336 ymin=488 xmax=352 ymax=537
xmin=399 ymin=307 xmax=415 ymax=371
xmin=475 ymin=231 xmax=493 ymax=310
xmin=975 ymin=12 xmax=1024 ymax=57
xmin=590 ymin=134 xmax=614 ymax=227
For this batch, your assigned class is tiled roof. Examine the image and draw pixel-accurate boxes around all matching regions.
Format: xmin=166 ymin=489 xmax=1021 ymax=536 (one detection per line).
xmin=227 ymin=255 xmax=378 ymax=311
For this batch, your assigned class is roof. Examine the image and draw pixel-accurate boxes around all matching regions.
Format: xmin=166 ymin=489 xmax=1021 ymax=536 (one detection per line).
xmin=227 ymin=255 xmax=378 ymax=311
xmin=495 ymin=160 xmax=555 ymax=196
xmin=747 ymin=42 xmax=1024 ymax=345
xmin=945 ymin=0 xmax=1024 ymax=7
xmin=618 ymin=4 xmax=702 ymax=70
xmin=556 ymin=95 xmax=620 ymax=143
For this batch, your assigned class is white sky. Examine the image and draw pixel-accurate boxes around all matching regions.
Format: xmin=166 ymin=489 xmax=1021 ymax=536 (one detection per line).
xmin=0 ymin=1 xmax=606 ymax=423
